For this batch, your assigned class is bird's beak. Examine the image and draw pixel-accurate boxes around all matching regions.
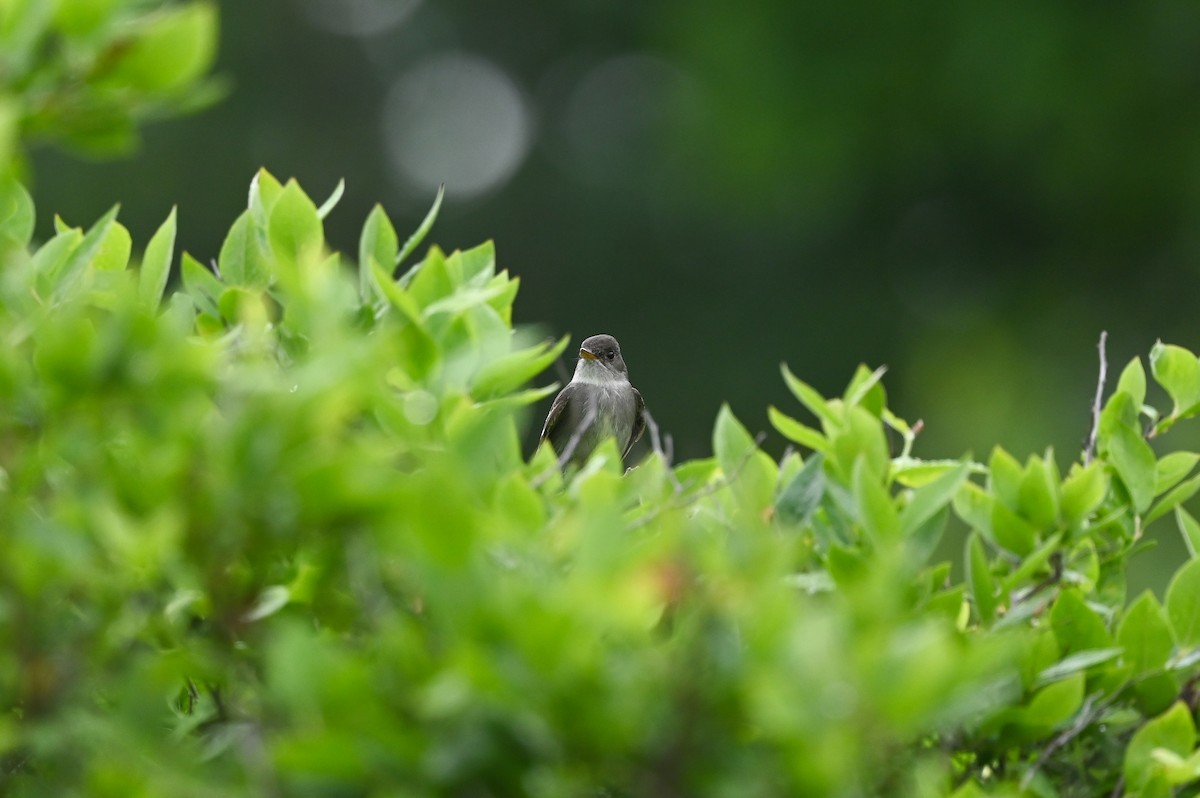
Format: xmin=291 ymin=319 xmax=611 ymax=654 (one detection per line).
xmin=579 ymin=348 xmax=598 ymax=361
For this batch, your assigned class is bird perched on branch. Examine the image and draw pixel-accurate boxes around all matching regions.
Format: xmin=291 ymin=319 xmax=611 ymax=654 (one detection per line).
xmin=540 ymin=333 xmax=645 ymax=467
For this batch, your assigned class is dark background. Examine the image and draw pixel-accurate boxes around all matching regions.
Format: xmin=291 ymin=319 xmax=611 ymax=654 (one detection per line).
xmin=26 ymin=0 xmax=1200 ymax=482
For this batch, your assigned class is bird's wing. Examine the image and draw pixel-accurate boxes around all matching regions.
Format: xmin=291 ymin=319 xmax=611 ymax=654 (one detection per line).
xmin=540 ymin=383 xmax=577 ymax=444
xmin=622 ymin=388 xmax=646 ymax=459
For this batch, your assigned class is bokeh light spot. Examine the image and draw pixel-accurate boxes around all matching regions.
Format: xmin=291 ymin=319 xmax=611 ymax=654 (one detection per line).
xmin=382 ymin=52 xmax=532 ymax=198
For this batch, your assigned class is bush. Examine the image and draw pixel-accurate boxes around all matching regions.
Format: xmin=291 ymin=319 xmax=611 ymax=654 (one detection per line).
xmin=3 ymin=169 xmax=1200 ymax=797
xmin=0 ymin=0 xmax=219 ymax=172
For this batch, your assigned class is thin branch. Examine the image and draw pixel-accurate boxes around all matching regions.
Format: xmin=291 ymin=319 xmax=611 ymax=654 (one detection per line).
xmin=642 ymin=408 xmax=683 ymax=492
xmin=1084 ymin=330 xmax=1108 ymax=464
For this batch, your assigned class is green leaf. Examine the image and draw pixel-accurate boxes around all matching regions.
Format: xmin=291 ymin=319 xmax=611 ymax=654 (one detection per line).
xmin=714 ymin=404 xmax=758 ymax=475
xmin=1049 ymin=588 xmax=1111 ymax=655
xmin=1017 ymin=454 xmax=1059 ymax=529
xmin=218 ymin=210 xmax=268 ymax=288
xmin=988 ymin=446 xmax=1023 ymax=510
xmin=1060 ymin=461 xmax=1108 ymax=524
xmin=1125 ymin=702 xmax=1197 ymax=793
xmin=853 ymin=456 xmax=899 ymax=545
xmin=768 ymin=406 xmax=828 ymax=452
xmin=138 ymin=206 xmax=176 ymax=307
xmin=1035 ymin=647 xmax=1123 ymax=687
xmin=1146 ymin=474 xmax=1200 ymax=527
xmin=1150 ymin=341 xmax=1200 ymax=419
xmin=966 ymin=532 xmax=997 ymax=625
xmin=781 ymin=363 xmax=839 ymax=428
xmin=775 ymin=453 xmax=825 ymax=526
xmin=181 ymin=251 xmax=222 ymax=318
xmin=842 ymin=363 xmax=887 ymax=416
xmin=1155 ymin=452 xmax=1200 ymax=495
xmin=1099 ymin=391 xmax=1157 ymax=513
xmin=830 ymin=404 xmax=889 ymax=481
xmin=1022 ymin=672 xmax=1084 ymax=730
xmin=991 ymin=500 xmax=1038 ymax=557
xmin=397 ymin=183 xmax=444 ymax=267
xmin=249 ymin=168 xmax=284 ymax=229
xmin=358 ymin=204 xmax=399 ymax=302
xmin=1119 ymin=591 xmax=1176 ymax=675
xmin=1166 ymin=558 xmax=1200 ymax=647
xmin=900 ymin=459 xmax=969 ymax=538
xmin=269 ymin=179 xmax=324 ymax=266
xmin=47 ymin=204 xmax=119 ymax=299
xmin=105 ymin=2 xmax=218 ymax=92
xmin=1177 ymin=507 xmax=1200 ymax=559
xmin=92 ymin=219 xmax=131 ymax=271
xmin=0 ymin=175 xmax=34 ymax=250
xmin=316 ymin=178 xmax=345 ymax=220
xmin=470 ymin=335 xmax=569 ymax=400
xmin=892 ymin=458 xmax=983 ymax=488
xmin=1116 ymin=356 xmax=1147 ymax=411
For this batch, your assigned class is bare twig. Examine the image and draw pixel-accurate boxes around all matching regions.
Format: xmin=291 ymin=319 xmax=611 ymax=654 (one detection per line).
xmin=1084 ymin=331 xmax=1108 ymax=464
xmin=642 ymin=409 xmax=683 ymax=492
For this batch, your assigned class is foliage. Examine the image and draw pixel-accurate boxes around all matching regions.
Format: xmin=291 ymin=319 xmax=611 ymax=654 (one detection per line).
xmin=0 ymin=0 xmax=220 ymax=173
xmin=4 ymin=171 xmax=1200 ymax=798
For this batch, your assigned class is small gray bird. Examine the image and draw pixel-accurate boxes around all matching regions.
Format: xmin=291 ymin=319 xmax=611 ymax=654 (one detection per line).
xmin=540 ymin=333 xmax=645 ymax=467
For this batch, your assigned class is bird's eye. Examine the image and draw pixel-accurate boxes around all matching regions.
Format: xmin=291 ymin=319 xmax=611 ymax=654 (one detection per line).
xmin=606 ymin=350 xmax=616 ymax=360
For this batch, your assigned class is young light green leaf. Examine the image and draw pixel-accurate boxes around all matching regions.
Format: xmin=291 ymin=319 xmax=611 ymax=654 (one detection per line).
xmin=1049 ymin=588 xmax=1112 ymax=654
xmin=768 ymin=406 xmax=828 ymax=452
xmin=1017 ymin=454 xmax=1059 ymax=529
xmin=1116 ymin=356 xmax=1147 ymax=411
xmin=1150 ymin=341 xmax=1200 ymax=419
xmin=316 ymin=178 xmax=345 ymax=220
xmin=843 ymin=363 xmax=887 ymax=415
xmin=1178 ymin=507 xmax=1200 ymax=559
xmin=106 ymin=2 xmax=218 ymax=92
xmin=1021 ymin=672 xmax=1084 ymax=730
xmin=269 ymin=179 xmax=323 ymax=266
xmin=181 ymin=251 xmax=222 ymax=318
xmin=1155 ymin=452 xmax=1200 ymax=495
xmin=853 ymin=456 xmax=899 ymax=545
xmin=1034 ymin=647 xmax=1123 ymax=688
xmin=397 ymin=183 xmax=444 ymax=267
xmin=988 ymin=446 xmax=1023 ymax=510
xmin=1060 ymin=461 xmax=1108 ymax=524
xmin=1119 ymin=591 xmax=1176 ymax=675
xmin=91 ymin=220 xmax=131 ymax=271
xmin=1146 ymin=474 xmax=1200 ymax=527
xmin=966 ymin=532 xmax=997 ymax=625
xmin=781 ymin=363 xmax=839 ymax=428
xmin=1099 ymin=391 xmax=1157 ymax=513
xmin=1124 ymin=702 xmax=1197 ymax=794
xmin=48 ymin=204 xmax=119 ymax=299
xmin=0 ymin=175 xmax=34 ymax=250
xmin=138 ymin=206 xmax=177 ymax=307
xmin=470 ymin=335 xmax=570 ymax=400
xmin=900 ymin=459 xmax=969 ymax=538
xmin=775 ymin=452 xmax=825 ymax=526
xmin=358 ymin=204 xmax=399 ymax=302
xmin=1166 ymin=558 xmax=1200 ymax=647
xmin=219 ymin=210 xmax=268 ymax=288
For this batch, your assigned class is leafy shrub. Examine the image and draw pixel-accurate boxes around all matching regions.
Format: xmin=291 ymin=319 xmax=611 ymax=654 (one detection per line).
xmin=0 ymin=0 xmax=219 ymax=170
xmin=4 ymin=170 xmax=1200 ymax=798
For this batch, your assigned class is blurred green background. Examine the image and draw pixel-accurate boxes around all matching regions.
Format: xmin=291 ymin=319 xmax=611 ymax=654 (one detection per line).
xmin=25 ymin=0 xmax=1200 ymax=475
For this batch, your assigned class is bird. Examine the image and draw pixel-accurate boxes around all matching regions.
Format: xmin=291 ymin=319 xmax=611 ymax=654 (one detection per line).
xmin=540 ymin=333 xmax=645 ymax=467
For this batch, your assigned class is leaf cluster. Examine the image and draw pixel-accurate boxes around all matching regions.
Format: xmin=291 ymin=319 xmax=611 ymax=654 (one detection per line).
xmin=4 ymin=172 xmax=1200 ymax=797
xmin=0 ymin=0 xmax=220 ymax=169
